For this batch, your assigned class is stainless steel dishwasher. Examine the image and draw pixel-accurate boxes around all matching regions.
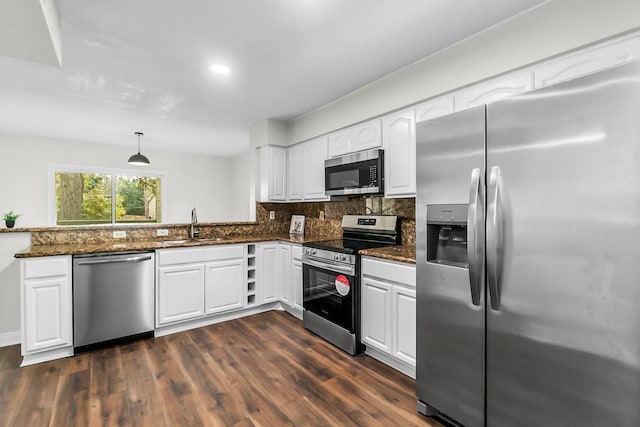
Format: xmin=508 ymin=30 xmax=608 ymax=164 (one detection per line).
xmin=73 ymin=251 xmax=155 ymax=351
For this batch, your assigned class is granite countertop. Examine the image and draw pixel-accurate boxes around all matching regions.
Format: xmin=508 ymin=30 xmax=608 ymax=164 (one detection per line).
xmin=359 ymin=244 xmax=416 ymax=264
xmin=14 ymin=234 xmax=335 ymax=258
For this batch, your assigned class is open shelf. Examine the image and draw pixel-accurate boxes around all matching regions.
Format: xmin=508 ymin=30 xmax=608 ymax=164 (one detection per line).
xmin=246 ymin=244 xmax=257 ymax=306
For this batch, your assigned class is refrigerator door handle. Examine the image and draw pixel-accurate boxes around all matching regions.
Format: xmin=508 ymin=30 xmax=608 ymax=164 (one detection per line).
xmin=467 ymin=168 xmax=484 ymax=306
xmin=487 ymin=165 xmax=502 ymax=310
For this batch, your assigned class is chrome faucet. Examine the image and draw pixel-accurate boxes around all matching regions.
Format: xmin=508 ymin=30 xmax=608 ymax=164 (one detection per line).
xmin=190 ymin=207 xmax=200 ymax=240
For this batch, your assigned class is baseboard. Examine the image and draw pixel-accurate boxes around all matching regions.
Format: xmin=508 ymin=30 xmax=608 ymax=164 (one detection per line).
xmin=154 ymin=302 xmax=282 ymax=337
xmin=365 ymin=346 xmax=416 ymax=379
xmin=0 ymin=331 xmax=20 ymax=347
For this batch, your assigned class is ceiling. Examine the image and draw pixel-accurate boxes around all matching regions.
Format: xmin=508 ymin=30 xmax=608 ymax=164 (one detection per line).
xmin=0 ymin=0 xmax=545 ymax=156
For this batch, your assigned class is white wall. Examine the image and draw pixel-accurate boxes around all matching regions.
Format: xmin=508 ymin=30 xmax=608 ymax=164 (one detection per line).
xmin=288 ymin=0 xmax=640 ymax=143
xmin=0 ymin=133 xmax=235 ymax=338
xmin=0 ymin=134 xmax=234 ymax=225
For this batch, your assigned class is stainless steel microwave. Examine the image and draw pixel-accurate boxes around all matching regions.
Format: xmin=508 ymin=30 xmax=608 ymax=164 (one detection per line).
xmin=324 ymin=149 xmax=384 ymax=196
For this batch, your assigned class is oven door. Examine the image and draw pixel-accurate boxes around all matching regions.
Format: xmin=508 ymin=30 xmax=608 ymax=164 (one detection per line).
xmin=303 ymin=257 xmax=356 ymax=332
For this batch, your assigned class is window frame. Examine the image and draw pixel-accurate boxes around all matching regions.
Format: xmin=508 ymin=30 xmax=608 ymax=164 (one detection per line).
xmin=48 ymin=164 xmax=167 ymax=227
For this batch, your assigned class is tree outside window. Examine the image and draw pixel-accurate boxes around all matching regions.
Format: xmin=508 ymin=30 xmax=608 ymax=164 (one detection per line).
xmin=55 ymin=171 xmax=162 ymax=225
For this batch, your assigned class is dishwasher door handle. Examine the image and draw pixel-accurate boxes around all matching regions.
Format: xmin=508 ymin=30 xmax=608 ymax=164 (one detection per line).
xmin=76 ymin=255 xmax=153 ymax=266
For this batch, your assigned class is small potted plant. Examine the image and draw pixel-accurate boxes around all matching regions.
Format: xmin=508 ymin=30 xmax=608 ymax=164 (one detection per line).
xmin=4 ymin=210 xmax=21 ymax=228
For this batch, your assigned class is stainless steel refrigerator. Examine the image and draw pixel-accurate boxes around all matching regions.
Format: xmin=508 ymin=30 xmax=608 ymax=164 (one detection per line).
xmin=416 ymin=60 xmax=640 ymax=426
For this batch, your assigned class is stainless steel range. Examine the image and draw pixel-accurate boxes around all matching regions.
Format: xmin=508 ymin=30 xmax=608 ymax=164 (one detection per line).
xmin=302 ymin=215 xmax=399 ymax=355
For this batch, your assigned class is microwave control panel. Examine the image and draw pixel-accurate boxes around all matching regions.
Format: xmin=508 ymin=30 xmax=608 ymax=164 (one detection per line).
xmin=369 ymin=165 xmax=377 ymax=184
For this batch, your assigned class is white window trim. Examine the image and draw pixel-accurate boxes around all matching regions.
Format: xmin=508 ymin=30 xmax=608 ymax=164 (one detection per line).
xmin=48 ymin=164 xmax=167 ymax=227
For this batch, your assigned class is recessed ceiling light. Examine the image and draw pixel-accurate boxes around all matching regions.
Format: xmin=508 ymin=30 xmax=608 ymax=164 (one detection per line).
xmin=211 ymin=64 xmax=230 ymax=75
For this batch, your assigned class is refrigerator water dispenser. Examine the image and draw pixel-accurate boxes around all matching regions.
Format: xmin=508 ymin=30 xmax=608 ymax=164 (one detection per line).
xmin=426 ymin=204 xmax=468 ymax=268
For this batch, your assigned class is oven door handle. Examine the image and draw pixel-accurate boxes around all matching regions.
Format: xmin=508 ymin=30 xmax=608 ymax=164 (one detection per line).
xmin=303 ymin=258 xmax=355 ymax=276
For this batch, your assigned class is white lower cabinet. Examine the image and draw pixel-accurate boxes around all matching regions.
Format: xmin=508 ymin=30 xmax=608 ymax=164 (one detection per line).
xmin=257 ymin=242 xmax=291 ymax=305
xmin=361 ymin=277 xmax=392 ymax=352
xmin=157 ymin=264 xmax=205 ymax=325
xmin=291 ymin=245 xmax=304 ymax=315
xmin=257 ymin=242 xmax=303 ymax=319
xmin=156 ymin=245 xmax=245 ymax=327
xmin=20 ymin=256 xmax=73 ymax=366
xmin=392 ymin=285 xmax=416 ymax=366
xmin=205 ymin=259 xmax=245 ymax=314
xmin=361 ymin=256 xmax=416 ymax=378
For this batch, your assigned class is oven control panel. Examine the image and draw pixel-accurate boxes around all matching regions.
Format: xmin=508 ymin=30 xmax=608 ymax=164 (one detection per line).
xmin=303 ymin=247 xmax=356 ymax=266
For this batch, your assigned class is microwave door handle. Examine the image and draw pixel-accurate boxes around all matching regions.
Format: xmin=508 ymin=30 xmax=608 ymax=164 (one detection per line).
xmin=467 ymin=168 xmax=484 ymax=307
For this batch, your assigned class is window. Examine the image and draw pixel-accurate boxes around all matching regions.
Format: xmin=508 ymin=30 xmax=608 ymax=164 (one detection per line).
xmin=52 ymin=166 xmax=164 ymax=226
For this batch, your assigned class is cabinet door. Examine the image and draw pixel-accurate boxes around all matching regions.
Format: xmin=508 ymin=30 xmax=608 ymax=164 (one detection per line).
xmin=277 ymin=245 xmax=291 ymax=306
xmin=302 ymin=136 xmax=329 ymax=200
xmin=353 ymin=120 xmax=382 ymax=152
xmin=416 ymin=96 xmax=454 ymax=122
xmin=328 ymin=129 xmax=354 ymax=157
xmin=287 ymin=143 xmax=303 ymax=201
xmin=361 ymin=277 xmax=392 ymax=353
xmin=292 ymin=259 xmax=303 ymax=313
xmin=392 ymin=286 xmax=417 ymax=366
xmin=455 ymin=71 xmax=533 ymax=109
xmin=383 ymin=108 xmax=416 ymax=198
xmin=257 ymin=145 xmax=287 ymax=202
xmin=535 ymin=35 xmax=640 ymax=88
xmin=259 ymin=244 xmax=278 ymax=304
xmin=205 ymin=259 xmax=245 ymax=315
xmin=157 ymin=264 xmax=205 ymax=326
xmin=23 ymin=276 xmax=72 ymax=353
xmin=270 ymin=146 xmax=287 ymax=201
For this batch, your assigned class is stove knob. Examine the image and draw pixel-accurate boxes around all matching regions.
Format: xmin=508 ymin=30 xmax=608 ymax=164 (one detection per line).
xmin=334 ymin=254 xmax=340 ymax=261
xmin=311 ymin=249 xmax=317 ymax=255
xmin=341 ymin=254 xmax=347 ymax=261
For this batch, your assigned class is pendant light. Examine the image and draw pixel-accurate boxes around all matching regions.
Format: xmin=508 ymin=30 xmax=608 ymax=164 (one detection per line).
xmin=128 ymin=131 xmax=150 ymax=166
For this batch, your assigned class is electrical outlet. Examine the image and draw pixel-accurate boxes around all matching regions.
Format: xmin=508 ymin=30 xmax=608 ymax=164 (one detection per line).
xmin=319 ymin=210 xmax=325 ymax=220
xmin=113 ymin=230 xmax=126 ymax=239
xmin=269 ymin=211 xmax=275 ymax=220
xmin=156 ymin=229 xmax=169 ymax=237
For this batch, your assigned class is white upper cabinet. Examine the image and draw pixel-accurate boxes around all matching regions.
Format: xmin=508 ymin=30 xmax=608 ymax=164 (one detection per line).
xmin=535 ymin=35 xmax=640 ymax=88
xmin=416 ymin=96 xmax=454 ymax=123
xmin=302 ymin=136 xmax=329 ymax=200
xmin=455 ymin=71 xmax=534 ymax=110
xmin=257 ymin=145 xmax=287 ymax=202
xmin=287 ymin=143 xmax=303 ymax=201
xmin=327 ymin=129 xmax=353 ymax=158
xmin=352 ymin=120 xmax=382 ymax=152
xmin=286 ymin=137 xmax=328 ymax=202
xmin=328 ymin=119 xmax=382 ymax=157
xmin=383 ymin=108 xmax=416 ymax=198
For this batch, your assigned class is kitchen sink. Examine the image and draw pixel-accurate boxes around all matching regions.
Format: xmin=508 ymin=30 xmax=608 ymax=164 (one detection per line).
xmin=195 ymin=237 xmax=227 ymax=242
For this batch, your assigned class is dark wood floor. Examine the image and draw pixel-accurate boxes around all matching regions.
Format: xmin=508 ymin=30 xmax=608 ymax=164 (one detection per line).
xmin=0 ymin=311 xmax=443 ymax=426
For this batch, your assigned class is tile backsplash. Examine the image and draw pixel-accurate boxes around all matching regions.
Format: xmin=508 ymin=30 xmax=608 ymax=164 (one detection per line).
xmin=260 ymin=196 xmax=415 ymax=245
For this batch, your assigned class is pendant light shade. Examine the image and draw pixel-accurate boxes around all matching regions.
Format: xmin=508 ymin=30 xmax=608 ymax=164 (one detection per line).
xmin=128 ymin=131 xmax=150 ymax=166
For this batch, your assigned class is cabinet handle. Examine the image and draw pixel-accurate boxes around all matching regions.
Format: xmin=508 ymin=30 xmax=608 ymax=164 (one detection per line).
xmin=76 ymin=255 xmax=152 ymax=266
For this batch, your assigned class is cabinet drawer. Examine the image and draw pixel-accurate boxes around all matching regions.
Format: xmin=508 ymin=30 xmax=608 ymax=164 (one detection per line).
xmin=23 ymin=256 xmax=70 ymax=279
xmin=158 ymin=245 xmax=244 ymax=266
xmin=362 ymin=257 xmax=415 ymax=287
